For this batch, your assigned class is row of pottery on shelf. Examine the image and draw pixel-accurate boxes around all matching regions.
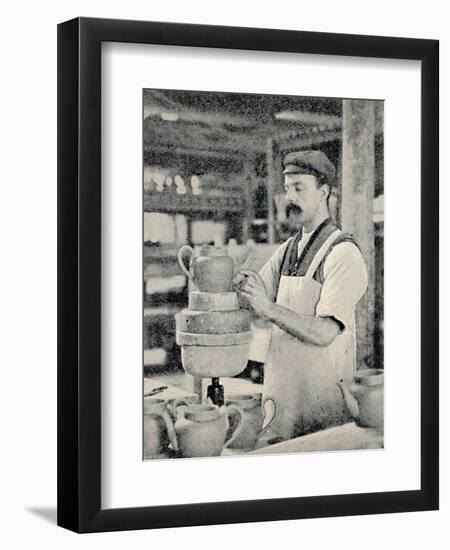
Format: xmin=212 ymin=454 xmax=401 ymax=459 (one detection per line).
xmin=144 ymin=394 xmax=277 ymax=459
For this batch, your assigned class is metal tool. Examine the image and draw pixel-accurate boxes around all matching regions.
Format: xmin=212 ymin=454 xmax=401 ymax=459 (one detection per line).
xmin=144 ymin=385 xmax=168 ymax=398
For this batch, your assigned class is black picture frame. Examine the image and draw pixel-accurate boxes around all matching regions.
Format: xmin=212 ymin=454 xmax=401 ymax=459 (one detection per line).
xmin=57 ymin=17 xmax=439 ymax=533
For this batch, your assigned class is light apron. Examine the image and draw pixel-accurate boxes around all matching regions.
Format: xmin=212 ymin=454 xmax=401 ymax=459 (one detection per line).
xmin=262 ymin=229 xmax=356 ymax=441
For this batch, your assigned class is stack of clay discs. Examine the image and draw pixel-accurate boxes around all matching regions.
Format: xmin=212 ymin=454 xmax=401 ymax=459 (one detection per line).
xmin=176 ymin=291 xmax=252 ymax=378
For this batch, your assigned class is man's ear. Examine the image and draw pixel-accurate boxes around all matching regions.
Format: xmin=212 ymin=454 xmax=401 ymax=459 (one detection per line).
xmin=320 ymin=183 xmax=331 ymax=202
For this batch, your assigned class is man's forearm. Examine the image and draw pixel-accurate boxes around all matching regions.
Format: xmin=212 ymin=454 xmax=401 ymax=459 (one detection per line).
xmin=264 ymin=303 xmax=340 ymax=347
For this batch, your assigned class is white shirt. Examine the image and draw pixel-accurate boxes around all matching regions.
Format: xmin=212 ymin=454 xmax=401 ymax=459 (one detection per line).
xmin=296 ymin=229 xmax=314 ymax=259
xmin=259 ymin=235 xmax=368 ymax=331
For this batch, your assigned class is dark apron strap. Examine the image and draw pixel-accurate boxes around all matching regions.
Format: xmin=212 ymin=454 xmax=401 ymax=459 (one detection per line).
xmin=280 ymin=218 xmax=338 ymax=276
xmin=313 ymin=232 xmax=361 ymax=283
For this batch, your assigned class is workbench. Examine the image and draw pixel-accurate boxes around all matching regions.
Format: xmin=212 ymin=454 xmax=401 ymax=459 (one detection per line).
xmin=144 ymin=380 xmax=383 ymax=458
xmin=249 ymin=422 xmax=383 ymax=455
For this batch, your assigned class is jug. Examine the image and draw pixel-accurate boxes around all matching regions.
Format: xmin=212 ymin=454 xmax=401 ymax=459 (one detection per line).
xmin=225 ymin=394 xmax=264 ymax=450
xmin=177 ymin=244 xmax=234 ymax=293
xmin=174 ymin=403 xmax=243 ymax=458
xmin=143 ymin=398 xmax=178 ymax=459
xmin=337 ymin=369 xmax=384 ymax=430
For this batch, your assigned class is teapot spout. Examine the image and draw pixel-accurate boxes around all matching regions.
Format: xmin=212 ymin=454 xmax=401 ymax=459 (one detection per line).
xmin=337 ymin=380 xmax=360 ymax=421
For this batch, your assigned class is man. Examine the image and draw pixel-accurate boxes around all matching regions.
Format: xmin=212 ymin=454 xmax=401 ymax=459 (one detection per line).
xmin=239 ymin=150 xmax=368 ymax=442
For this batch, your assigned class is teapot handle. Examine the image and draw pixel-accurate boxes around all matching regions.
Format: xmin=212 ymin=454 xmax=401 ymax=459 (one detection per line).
xmin=223 ymin=405 xmax=243 ymax=448
xmin=177 ymin=245 xmax=195 ymax=283
xmin=159 ymin=409 xmax=178 ymax=452
xmin=259 ymin=394 xmax=277 ymax=437
xmin=337 ymin=380 xmax=360 ymax=420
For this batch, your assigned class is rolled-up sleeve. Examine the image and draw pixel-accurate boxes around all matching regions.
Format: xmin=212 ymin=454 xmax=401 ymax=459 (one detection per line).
xmin=258 ymin=238 xmax=293 ymax=301
xmin=315 ymin=242 xmax=368 ymax=330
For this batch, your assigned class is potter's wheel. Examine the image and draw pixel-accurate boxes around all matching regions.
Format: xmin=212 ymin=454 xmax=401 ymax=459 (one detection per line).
xmin=175 ymin=290 xmax=252 ymax=405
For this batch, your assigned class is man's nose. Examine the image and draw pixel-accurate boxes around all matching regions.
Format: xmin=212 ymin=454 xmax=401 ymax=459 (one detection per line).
xmin=286 ymin=188 xmax=296 ymax=202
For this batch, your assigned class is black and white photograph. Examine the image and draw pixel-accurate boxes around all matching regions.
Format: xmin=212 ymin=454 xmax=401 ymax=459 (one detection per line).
xmin=143 ymin=89 xmax=384 ymax=460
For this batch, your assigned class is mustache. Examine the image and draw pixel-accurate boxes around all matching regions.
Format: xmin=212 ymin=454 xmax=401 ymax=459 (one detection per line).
xmin=286 ymin=203 xmax=303 ymax=217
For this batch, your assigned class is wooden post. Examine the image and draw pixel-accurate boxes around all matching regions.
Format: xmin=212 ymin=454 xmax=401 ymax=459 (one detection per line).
xmin=266 ymin=137 xmax=275 ymax=244
xmin=334 ymin=143 xmax=342 ymax=226
xmin=341 ymin=100 xmax=376 ymax=369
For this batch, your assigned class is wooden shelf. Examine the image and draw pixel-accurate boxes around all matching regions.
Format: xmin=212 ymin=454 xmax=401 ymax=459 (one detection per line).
xmin=144 ymin=192 xmax=245 ymax=214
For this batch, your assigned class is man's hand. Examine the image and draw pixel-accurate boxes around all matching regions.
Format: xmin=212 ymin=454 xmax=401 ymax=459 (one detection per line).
xmin=235 ymin=270 xmax=341 ymax=346
xmin=238 ymin=270 xmax=273 ymax=319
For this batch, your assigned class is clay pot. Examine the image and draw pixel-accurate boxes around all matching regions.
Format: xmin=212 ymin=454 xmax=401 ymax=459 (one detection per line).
xmin=225 ymin=394 xmax=264 ymax=450
xmin=174 ymin=403 xmax=243 ymax=458
xmin=337 ymin=369 xmax=384 ymax=430
xmin=177 ymin=308 xmax=251 ymax=334
xmin=177 ymin=245 xmax=234 ymax=293
xmin=143 ymin=398 xmax=178 ymax=459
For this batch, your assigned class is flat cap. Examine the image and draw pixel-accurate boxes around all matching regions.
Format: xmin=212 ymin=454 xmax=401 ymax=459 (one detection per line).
xmin=282 ymin=150 xmax=336 ymax=186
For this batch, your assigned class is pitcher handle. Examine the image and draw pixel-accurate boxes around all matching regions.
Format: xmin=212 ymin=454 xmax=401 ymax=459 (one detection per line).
xmin=177 ymin=245 xmax=195 ymax=283
xmin=223 ymin=405 xmax=243 ymax=448
xmin=159 ymin=409 xmax=178 ymax=452
xmin=259 ymin=394 xmax=277 ymax=437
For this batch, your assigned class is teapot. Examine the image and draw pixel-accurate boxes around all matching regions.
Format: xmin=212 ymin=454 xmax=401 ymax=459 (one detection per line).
xmin=337 ymin=369 xmax=384 ymax=430
xmin=225 ymin=394 xmax=264 ymax=450
xmin=177 ymin=244 xmax=234 ymax=293
xmin=174 ymin=403 xmax=243 ymax=458
xmin=143 ymin=398 xmax=178 ymax=459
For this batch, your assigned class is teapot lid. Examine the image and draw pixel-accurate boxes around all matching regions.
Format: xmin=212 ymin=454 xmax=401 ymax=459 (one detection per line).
xmin=198 ymin=245 xmax=228 ymax=257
